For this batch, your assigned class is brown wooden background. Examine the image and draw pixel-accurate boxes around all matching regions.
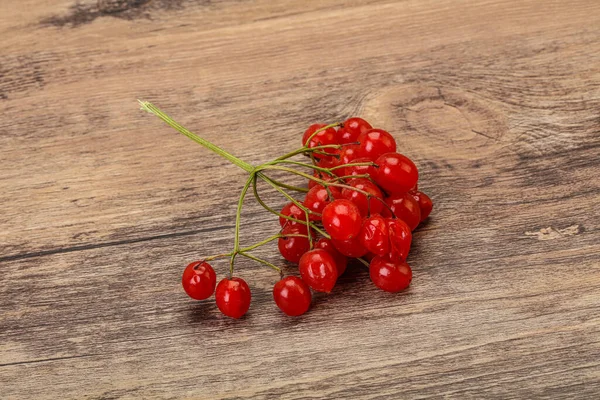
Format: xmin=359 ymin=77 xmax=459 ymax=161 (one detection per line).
xmin=1 ymin=0 xmax=599 ymax=398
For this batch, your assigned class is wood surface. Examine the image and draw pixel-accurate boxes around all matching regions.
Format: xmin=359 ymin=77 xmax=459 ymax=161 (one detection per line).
xmin=1 ymin=0 xmax=600 ymax=398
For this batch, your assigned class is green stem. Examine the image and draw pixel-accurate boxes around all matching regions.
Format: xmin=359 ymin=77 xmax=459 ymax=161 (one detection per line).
xmin=239 ymin=252 xmax=281 ymax=274
xmin=267 ymin=177 xmax=309 ymax=193
xmin=230 ymin=174 xmax=256 ymax=275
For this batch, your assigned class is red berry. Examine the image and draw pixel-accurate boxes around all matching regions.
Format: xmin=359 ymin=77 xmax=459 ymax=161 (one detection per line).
xmin=360 ymin=215 xmax=390 ymax=257
xmin=411 ymin=191 xmax=433 ymax=221
xmin=215 ymin=277 xmax=251 ymax=319
xmin=385 ymin=193 xmax=421 ymax=230
xmin=273 ymin=276 xmax=312 ymax=316
xmin=387 ymin=218 xmax=412 ymax=261
xmin=336 ymin=117 xmax=373 ymax=144
xmin=338 ymin=144 xmax=361 ymax=166
xmin=374 ymin=152 xmax=419 ymax=194
xmin=315 ymin=238 xmax=348 ymax=276
xmin=369 ymin=257 xmax=412 ymax=293
xmin=331 ymin=235 xmax=368 ymax=258
xmin=322 ymin=199 xmax=362 ymax=240
xmin=303 ymin=185 xmax=342 ymax=220
xmin=299 ymin=249 xmax=338 ymax=293
xmin=181 ymin=261 xmax=217 ymax=300
xmin=341 ymin=178 xmax=384 ymax=217
xmin=309 ymin=171 xmax=335 ymax=189
xmin=278 ymin=225 xmax=311 ymax=263
xmin=302 ymin=123 xmax=338 ymax=161
xmin=357 ymin=129 xmax=396 ymax=161
xmin=344 ymin=157 xmax=378 ymax=178
xmin=279 ymin=202 xmax=305 ymax=227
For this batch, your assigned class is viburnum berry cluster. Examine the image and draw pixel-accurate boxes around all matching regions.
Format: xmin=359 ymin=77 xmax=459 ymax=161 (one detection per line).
xmin=140 ymin=102 xmax=433 ymax=319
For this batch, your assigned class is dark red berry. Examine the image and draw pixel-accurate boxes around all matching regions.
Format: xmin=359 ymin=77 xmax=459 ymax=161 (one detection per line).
xmin=273 ymin=276 xmax=312 ymax=316
xmin=279 ymin=201 xmax=305 ymax=227
xmin=360 ymin=215 xmax=390 ymax=257
xmin=374 ymin=152 xmax=419 ymax=194
xmin=315 ymin=238 xmax=348 ymax=276
xmin=370 ymin=257 xmax=412 ymax=293
xmin=303 ymin=185 xmax=342 ymax=220
xmin=411 ymin=191 xmax=433 ymax=221
xmin=357 ymin=129 xmax=397 ymax=161
xmin=322 ymin=199 xmax=362 ymax=240
xmin=278 ymin=225 xmax=311 ymax=263
xmin=215 ymin=277 xmax=251 ymax=319
xmin=344 ymin=157 xmax=378 ymax=178
xmin=336 ymin=117 xmax=373 ymax=144
xmin=385 ymin=193 xmax=421 ymax=231
xmin=181 ymin=261 xmax=217 ymax=300
xmin=331 ymin=235 xmax=368 ymax=258
xmin=341 ymin=178 xmax=384 ymax=217
xmin=387 ymin=218 xmax=412 ymax=261
xmin=299 ymin=249 xmax=338 ymax=293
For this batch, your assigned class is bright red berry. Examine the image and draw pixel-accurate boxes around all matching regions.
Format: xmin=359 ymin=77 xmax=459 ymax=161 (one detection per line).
xmin=385 ymin=193 xmax=421 ymax=231
xmin=303 ymin=185 xmax=342 ymax=220
xmin=331 ymin=235 xmax=368 ymax=258
xmin=322 ymin=199 xmax=362 ymax=240
xmin=357 ymin=129 xmax=397 ymax=161
xmin=309 ymin=171 xmax=335 ymax=189
xmin=279 ymin=202 xmax=305 ymax=227
xmin=302 ymin=123 xmax=338 ymax=161
xmin=344 ymin=157 xmax=378 ymax=178
xmin=341 ymin=178 xmax=384 ymax=217
xmin=181 ymin=261 xmax=217 ymax=300
xmin=374 ymin=152 xmax=419 ymax=194
xmin=411 ymin=191 xmax=433 ymax=221
xmin=387 ymin=218 xmax=412 ymax=261
xmin=273 ymin=276 xmax=312 ymax=316
xmin=360 ymin=215 xmax=390 ymax=257
xmin=369 ymin=257 xmax=412 ymax=293
xmin=315 ymin=238 xmax=348 ymax=276
xmin=336 ymin=117 xmax=373 ymax=144
xmin=215 ymin=277 xmax=251 ymax=319
xmin=278 ymin=225 xmax=312 ymax=263
xmin=338 ymin=144 xmax=361 ymax=166
xmin=299 ymin=249 xmax=338 ymax=293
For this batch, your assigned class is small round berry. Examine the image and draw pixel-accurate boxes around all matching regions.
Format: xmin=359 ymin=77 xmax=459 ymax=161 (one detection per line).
xmin=336 ymin=117 xmax=373 ymax=144
xmin=369 ymin=257 xmax=412 ymax=293
xmin=331 ymin=235 xmax=368 ymax=258
xmin=357 ymin=129 xmax=397 ymax=161
xmin=360 ymin=215 xmax=390 ymax=257
xmin=303 ymin=185 xmax=342 ymax=220
xmin=338 ymin=144 xmax=361 ymax=166
xmin=299 ymin=249 xmax=338 ymax=293
xmin=278 ymin=225 xmax=312 ymax=263
xmin=411 ymin=191 xmax=433 ymax=221
xmin=387 ymin=218 xmax=412 ymax=261
xmin=309 ymin=171 xmax=335 ymax=189
xmin=344 ymin=157 xmax=379 ymax=178
xmin=322 ymin=199 xmax=362 ymax=240
xmin=302 ymin=123 xmax=338 ymax=161
xmin=374 ymin=152 xmax=419 ymax=194
xmin=215 ymin=277 xmax=251 ymax=319
xmin=315 ymin=238 xmax=348 ymax=276
xmin=341 ymin=178 xmax=384 ymax=217
xmin=181 ymin=261 xmax=217 ymax=300
xmin=385 ymin=193 xmax=421 ymax=231
xmin=279 ymin=202 xmax=304 ymax=227
xmin=273 ymin=276 xmax=312 ymax=316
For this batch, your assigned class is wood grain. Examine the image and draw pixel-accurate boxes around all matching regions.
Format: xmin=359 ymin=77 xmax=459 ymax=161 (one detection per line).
xmin=1 ymin=0 xmax=600 ymax=398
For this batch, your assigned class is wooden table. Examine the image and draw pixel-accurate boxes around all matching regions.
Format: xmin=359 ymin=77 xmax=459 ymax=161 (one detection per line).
xmin=1 ymin=1 xmax=599 ymax=398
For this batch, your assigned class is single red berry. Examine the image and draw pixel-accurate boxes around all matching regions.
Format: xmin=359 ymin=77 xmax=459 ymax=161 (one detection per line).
xmin=315 ymin=238 xmax=348 ymax=276
xmin=344 ymin=157 xmax=378 ymax=179
xmin=309 ymin=171 xmax=335 ymax=189
xmin=279 ymin=202 xmax=305 ymax=227
xmin=387 ymin=218 xmax=412 ymax=261
xmin=374 ymin=152 xmax=419 ymax=194
xmin=273 ymin=276 xmax=312 ymax=316
xmin=411 ymin=190 xmax=433 ymax=221
xmin=360 ymin=215 xmax=390 ymax=257
xmin=303 ymin=185 xmax=342 ymax=220
xmin=331 ymin=235 xmax=368 ymax=258
xmin=336 ymin=117 xmax=373 ymax=144
xmin=338 ymin=144 xmax=361 ymax=167
xmin=181 ymin=261 xmax=217 ymax=300
xmin=369 ymin=257 xmax=412 ymax=293
xmin=278 ymin=225 xmax=312 ymax=263
xmin=215 ymin=277 xmax=251 ymax=319
xmin=385 ymin=193 xmax=421 ymax=230
xmin=341 ymin=178 xmax=384 ymax=217
xmin=302 ymin=123 xmax=338 ymax=161
xmin=357 ymin=129 xmax=397 ymax=161
xmin=322 ymin=199 xmax=362 ymax=240
xmin=299 ymin=249 xmax=338 ymax=293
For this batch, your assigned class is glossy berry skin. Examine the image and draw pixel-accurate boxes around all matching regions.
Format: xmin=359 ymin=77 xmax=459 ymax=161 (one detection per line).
xmin=322 ymin=199 xmax=363 ymax=240
xmin=357 ymin=129 xmax=397 ymax=161
xmin=299 ymin=249 xmax=338 ymax=293
xmin=338 ymin=144 xmax=361 ymax=166
xmin=302 ymin=123 xmax=338 ymax=161
xmin=370 ymin=257 xmax=412 ymax=293
xmin=279 ymin=202 xmax=305 ymax=227
xmin=336 ymin=117 xmax=373 ymax=144
xmin=341 ymin=178 xmax=384 ymax=217
xmin=411 ymin=191 xmax=433 ymax=221
xmin=278 ymin=225 xmax=312 ymax=263
xmin=309 ymin=171 xmax=335 ymax=189
xmin=374 ymin=152 xmax=419 ymax=194
xmin=315 ymin=238 xmax=348 ymax=276
xmin=344 ymin=157 xmax=379 ymax=179
xmin=215 ymin=277 xmax=251 ymax=319
xmin=360 ymin=215 xmax=390 ymax=257
xmin=385 ymin=193 xmax=421 ymax=231
xmin=331 ymin=235 xmax=368 ymax=258
xmin=387 ymin=218 xmax=412 ymax=261
xmin=273 ymin=276 xmax=312 ymax=316
xmin=303 ymin=185 xmax=342 ymax=220
xmin=181 ymin=261 xmax=217 ymax=300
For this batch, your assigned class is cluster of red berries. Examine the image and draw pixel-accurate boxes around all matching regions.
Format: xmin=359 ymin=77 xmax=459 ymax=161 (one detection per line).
xmin=179 ymin=117 xmax=432 ymax=319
